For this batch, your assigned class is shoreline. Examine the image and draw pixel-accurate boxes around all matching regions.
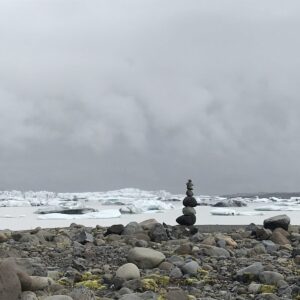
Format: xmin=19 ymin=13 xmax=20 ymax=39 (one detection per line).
xmin=0 ymin=215 xmax=299 ymax=299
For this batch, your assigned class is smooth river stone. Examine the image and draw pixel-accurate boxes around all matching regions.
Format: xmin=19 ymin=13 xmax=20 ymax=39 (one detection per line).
xmin=182 ymin=207 xmax=196 ymax=216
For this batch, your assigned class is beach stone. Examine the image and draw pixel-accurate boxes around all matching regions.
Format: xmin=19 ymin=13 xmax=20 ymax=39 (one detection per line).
xmin=159 ymin=262 xmax=173 ymax=271
xmin=105 ymin=224 xmax=124 ymax=235
xmin=181 ymin=260 xmax=199 ymax=275
xmin=186 ymin=190 xmax=194 ymax=196
xmin=263 ymin=215 xmax=290 ymax=231
xmin=139 ymin=219 xmax=159 ymax=230
xmin=76 ymin=230 xmax=94 ymax=244
xmin=0 ymin=259 xmax=22 ymax=300
xmin=20 ymin=291 xmax=38 ymax=300
xmin=127 ymin=247 xmax=165 ymax=269
xmin=175 ymin=243 xmax=193 ymax=255
xmin=166 ymin=289 xmax=189 ymax=300
xmin=122 ymin=222 xmax=143 ymax=235
xmin=170 ymin=267 xmax=183 ymax=279
xmin=248 ymin=282 xmax=261 ymax=294
xmin=183 ymin=196 xmax=197 ymax=207
xmin=262 ymin=240 xmax=279 ymax=253
xmin=28 ymin=276 xmax=55 ymax=291
xmin=0 ymin=232 xmax=8 ymax=243
xmin=119 ymin=294 xmax=141 ymax=300
xmin=148 ymin=223 xmax=168 ymax=242
xmin=200 ymin=246 xmax=230 ymax=257
xmin=43 ymin=296 xmax=73 ymax=300
xmin=176 ymin=214 xmax=196 ymax=226
xmin=70 ymin=286 xmax=96 ymax=300
xmin=292 ymin=246 xmax=300 ymax=257
xmin=255 ymin=227 xmax=272 ymax=240
xmin=116 ymin=263 xmax=140 ymax=280
xmin=259 ymin=271 xmax=284 ymax=286
xmin=236 ymin=262 xmax=264 ymax=282
xmin=270 ymin=228 xmax=291 ymax=245
xmin=182 ymin=207 xmax=196 ymax=216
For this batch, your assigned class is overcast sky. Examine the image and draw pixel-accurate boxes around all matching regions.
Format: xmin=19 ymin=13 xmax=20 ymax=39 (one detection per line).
xmin=1 ymin=1 xmax=300 ymax=194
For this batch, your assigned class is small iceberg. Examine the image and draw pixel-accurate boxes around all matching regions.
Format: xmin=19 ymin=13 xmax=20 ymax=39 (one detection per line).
xmin=254 ymin=205 xmax=300 ymax=211
xmin=119 ymin=199 xmax=174 ymax=214
xmin=37 ymin=209 xmax=121 ymax=220
xmin=210 ymin=208 xmax=237 ymax=216
xmin=210 ymin=208 xmax=265 ymax=216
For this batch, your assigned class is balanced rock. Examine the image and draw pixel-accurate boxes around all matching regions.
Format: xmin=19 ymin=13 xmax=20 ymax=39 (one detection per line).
xmin=263 ymin=215 xmax=290 ymax=231
xmin=182 ymin=207 xmax=196 ymax=216
xmin=127 ymin=247 xmax=165 ymax=269
xmin=183 ymin=197 xmax=197 ymax=207
xmin=176 ymin=214 xmax=196 ymax=226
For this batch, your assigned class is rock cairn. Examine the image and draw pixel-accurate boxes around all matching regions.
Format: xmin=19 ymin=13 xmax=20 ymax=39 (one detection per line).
xmin=176 ymin=179 xmax=197 ymax=226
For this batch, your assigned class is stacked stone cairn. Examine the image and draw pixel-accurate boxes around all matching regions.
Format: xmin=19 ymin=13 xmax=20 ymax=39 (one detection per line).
xmin=176 ymin=179 xmax=197 ymax=226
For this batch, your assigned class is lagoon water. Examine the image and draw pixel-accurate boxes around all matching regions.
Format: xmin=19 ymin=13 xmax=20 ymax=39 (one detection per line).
xmin=1 ymin=201 xmax=300 ymax=230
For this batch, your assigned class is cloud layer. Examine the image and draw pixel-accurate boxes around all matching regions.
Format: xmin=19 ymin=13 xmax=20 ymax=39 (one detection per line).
xmin=1 ymin=0 xmax=300 ymax=194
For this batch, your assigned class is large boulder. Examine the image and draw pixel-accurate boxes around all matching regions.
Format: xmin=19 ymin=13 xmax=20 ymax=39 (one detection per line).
xmin=263 ymin=215 xmax=290 ymax=231
xmin=270 ymin=228 xmax=291 ymax=245
xmin=0 ymin=259 xmax=22 ymax=300
xmin=127 ymin=247 xmax=165 ymax=269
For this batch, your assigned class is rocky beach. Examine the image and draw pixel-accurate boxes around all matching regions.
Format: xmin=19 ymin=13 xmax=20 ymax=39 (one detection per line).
xmin=0 ymin=215 xmax=299 ymax=300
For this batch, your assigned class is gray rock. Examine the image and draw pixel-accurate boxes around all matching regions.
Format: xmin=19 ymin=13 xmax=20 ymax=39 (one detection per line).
xmin=170 ymin=267 xmax=183 ymax=279
xmin=105 ymin=224 xmax=124 ymax=235
xmin=248 ymin=282 xmax=261 ymax=294
xmin=259 ymin=271 xmax=284 ymax=286
xmin=116 ymin=263 xmax=140 ymax=280
xmin=122 ymin=222 xmax=143 ymax=235
xmin=166 ymin=289 xmax=188 ymax=300
xmin=255 ymin=227 xmax=272 ymax=240
xmin=127 ymin=247 xmax=165 ymax=269
xmin=76 ymin=230 xmax=94 ymax=244
xmin=262 ymin=240 xmax=279 ymax=253
xmin=200 ymin=245 xmax=230 ymax=258
xmin=0 ymin=259 xmax=22 ymax=300
xmin=182 ymin=207 xmax=196 ymax=216
xmin=119 ymin=293 xmax=141 ymax=300
xmin=270 ymin=228 xmax=290 ymax=245
xmin=29 ymin=276 xmax=55 ymax=291
xmin=148 ymin=223 xmax=168 ymax=242
xmin=43 ymin=296 xmax=73 ymax=300
xmin=20 ymin=291 xmax=38 ymax=300
xmin=263 ymin=214 xmax=290 ymax=231
xmin=181 ymin=260 xmax=199 ymax=275
xmin=236 ymin=262 xmax=264 ymax=282
xmin=70 ymin=286 xmax=95 ymax=300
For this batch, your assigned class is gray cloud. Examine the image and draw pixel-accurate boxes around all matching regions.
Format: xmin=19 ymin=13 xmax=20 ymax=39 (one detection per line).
xmin=1 ymin=0 xmax=300 ymax=194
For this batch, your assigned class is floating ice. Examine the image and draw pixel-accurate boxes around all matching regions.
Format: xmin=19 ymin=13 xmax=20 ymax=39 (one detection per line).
xmin=255 ymin=205 xmax=300 ymax=211
xmin=210 ymin=208 xmax=237 ymax=216
xmin=37 ymin=209 xmax=121 ymax=220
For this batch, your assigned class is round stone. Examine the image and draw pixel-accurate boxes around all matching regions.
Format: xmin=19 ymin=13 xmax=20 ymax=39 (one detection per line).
xmin=183 ymin=197 xmax=197 ymax=207
xmin=186 ymin=190 xmax=194 ymax=197
xmin=182 ymin=207 xmax=196 ymax=216
xmin=176 ymin=214 xmax=196 ymax=226
xmin=116 ymin=263 xmax=140 ymax=280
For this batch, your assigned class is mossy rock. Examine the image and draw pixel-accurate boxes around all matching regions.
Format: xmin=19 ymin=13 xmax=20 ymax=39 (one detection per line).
xmin=184 ymin=278 xmax=199 ymax=285
xmin=144 ymin=274 xmax=170 ymax=286
xmin=80 ymin=272 xmax=100 ymax=281
xmin=57 ymin=277 xmax=72 ymax=287
xmin=75 ymin=279 xmax=106 ymax=290
xmin=141 ymin=278 xmax=158 ymax=291
xmin=260 ymin=285 xmax=277 ymax=293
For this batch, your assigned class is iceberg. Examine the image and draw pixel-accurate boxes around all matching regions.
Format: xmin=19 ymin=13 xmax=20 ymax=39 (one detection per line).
xmin=37 ymin=209 xmax=121 ymax=220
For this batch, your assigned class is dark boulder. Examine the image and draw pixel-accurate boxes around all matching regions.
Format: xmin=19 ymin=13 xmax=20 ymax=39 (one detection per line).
xmin=176 ymin=214 xmax=196 ymax=226
xmin=182 ymin=197 xmax=197 ymax=207
xmin=263 ymin=215 xmax=290 ymax=231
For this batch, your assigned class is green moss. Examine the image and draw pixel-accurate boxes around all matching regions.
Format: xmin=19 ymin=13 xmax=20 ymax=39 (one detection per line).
xmin=188 ymin=296 xmax=197 ymax=300
xmin=81 ymin=272 xmax=99 ymax=281
xmin=144 ymin=274 xmax=170 ymax=286
xmin=184 ymin=278 xmax=199 ymax=285
xmin=141 ymin=278 xmax=158 ymax=291
xmin=157 ymin=295 xmax=166 ymax=300
xmin=75 ymin=280 xmax=106 ymax=290
xmin=260 ymin=285 xmax=277 ymax=293
xmin=57 ymin=277 xmax=72 ymax=287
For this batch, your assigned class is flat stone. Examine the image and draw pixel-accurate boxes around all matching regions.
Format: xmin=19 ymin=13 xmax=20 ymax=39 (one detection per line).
xmin=236 ymin=262 xmax=264 ymax=282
